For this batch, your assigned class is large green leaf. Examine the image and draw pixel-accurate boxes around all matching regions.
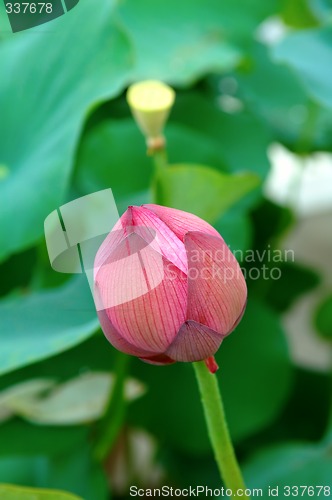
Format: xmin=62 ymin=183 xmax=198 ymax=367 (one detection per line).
xmin=0 ymin=277 xmax=99 ymax=376
xmin=166 ymin=123 xmax=228 ymax=171
xmin=0 ymin=0 xmax=269 ymax=263
xmin=118 ymin=0 xmax=279 ymax=68
xmin=75 ymin=120 xmax=229 ymax=206
xmin=311 ymin=0 xmax=332 ymax=22
xmin=75 ymin=119 xmax=152 ymax=214
xmin=236 ymin=43 xmax=311 ymax=146
xmin=118 ymin=0 xmax=241 ymax=84
xmin=0 ymin=422 xmax=88 ymax=457
xmin=0 ymin=448 xmax=107 ymax=500
xmin=156 ymin=163 xmax=260 ymax=223
xmin=75 ymin=118 xmax=258 ymax=220
xmin=273 ymin=27 xmax=332 ymax=109
xmin=36 ymin=447 xmax=108 ymax=500
xmin=0 ymin=484 xmax=82 ymax=500
xmin=0 ymin=0 xmax=133 ymax=263
xmin=281 ymin=0 xmax=319 ymax=27
xmin=0 ymin=422 xmax=107 ymax=499
xmin=171 ymin=93 xmax=271 ymax=178
xmin=233 ymin=42 xmax=332 ymax=152
xmin=243 ymin=442 xmax=332 ymax=496
xmin=219 ymin=299 xmax=293 ymax=442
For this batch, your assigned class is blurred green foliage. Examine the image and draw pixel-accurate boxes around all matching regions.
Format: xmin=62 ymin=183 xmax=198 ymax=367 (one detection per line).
xmin=314 ymin=293 xmax=332 ymax=340
xmin=0 ymin=0 xmax=331 ymax=498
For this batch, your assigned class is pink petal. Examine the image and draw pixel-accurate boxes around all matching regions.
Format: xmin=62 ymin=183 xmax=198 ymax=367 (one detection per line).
xmin=129 ymin=206 xmax=188 ymax=274
xmin=96 ymin=232 xmax=188 ymax=353
xmin=95 ymin=205 xmax=188 ymax=278
xmin=184 ymin=231 xmax=247 ymax=336
xmin=95 ymin=232 xmax=164 ymax=310
xmin=143 ymin=204 xmax=221 ymax=242
xmin=165 ymin=320 xmax=223 ymax=362
xmin=94 ymin=209 xmax=135 ymax=273
xmin=96 ymin=305 xmax=156 ymax=358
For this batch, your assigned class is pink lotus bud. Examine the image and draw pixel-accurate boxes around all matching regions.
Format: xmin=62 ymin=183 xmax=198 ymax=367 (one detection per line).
xmin=94 ymin=205 xmax=247 ymax=372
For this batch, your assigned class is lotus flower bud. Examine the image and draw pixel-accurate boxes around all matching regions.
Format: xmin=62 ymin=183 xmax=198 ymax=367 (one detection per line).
xmin=126 ymin=80 xmax=175 ymax=152
xmin=94 ymin=205 xmax=247 ymax=372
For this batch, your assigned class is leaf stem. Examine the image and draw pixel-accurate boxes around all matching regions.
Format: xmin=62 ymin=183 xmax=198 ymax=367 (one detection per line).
xmin=151 ymin=147 xmax=168 ymax=204
xmin=94 ymin=352 xmax=130 ymax=462
xmin=193 ymin=361 xmax=249 ymax=498
xmin=151 ymin=147 xmax=168 ymax=172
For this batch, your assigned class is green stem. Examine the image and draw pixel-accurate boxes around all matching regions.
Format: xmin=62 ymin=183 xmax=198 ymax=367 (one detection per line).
xmin=151 ymin=147 xmax=168 ymax=172
xmin=193 ymin=361 xmax=249 ymax=497
xmin=94 ymin=352 xmax=130 ymax=461
xmin=151 ymin=147 xmax=168 ymax=204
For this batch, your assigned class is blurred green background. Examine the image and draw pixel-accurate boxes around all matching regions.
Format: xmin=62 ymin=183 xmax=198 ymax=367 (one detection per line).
xmin=0 ymin=0 xmax=332 ymax=498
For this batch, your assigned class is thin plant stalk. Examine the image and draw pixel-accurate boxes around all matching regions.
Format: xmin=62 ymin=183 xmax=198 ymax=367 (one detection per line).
xmin=193 ymin=361 xmax=250 ymax=498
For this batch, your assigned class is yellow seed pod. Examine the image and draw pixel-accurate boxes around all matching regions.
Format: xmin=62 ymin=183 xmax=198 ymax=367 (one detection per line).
xmin=127 ymin=80 xmax=175 ymax=151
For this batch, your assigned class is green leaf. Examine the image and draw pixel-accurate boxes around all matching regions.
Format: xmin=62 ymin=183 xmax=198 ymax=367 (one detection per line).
xmin=265 ymin=262 xmax=321 ymax=313
xmin=119 ymin=0 xmax=279 ymax=62
xmin=74 ymin=117 xmax=234 ymax=214
xmin=243 ymin=442 xmax=332 ymax=492
xmin=274 ymin=368 xmax=331 ymax=442
xmin=0 ymin=457 xmax=41 ymax=486
xmin=75 ymin=119 xmax=152 ymax=212
xmin=0 ymin=429 xmax=107 ymax=499
xmin=118 ymin=0 xmax=241 ymax=84
xmin=129 ymin=299 xmax=292 ymax=453
xmin=0 ymin=0 xmax=133 ymax=263
xmin=273 ymin=27 xmax=332 ymax=109
xmin=281 ymin=0 xmax=319 ymax=27
xmin=218 ymin=299 xmax=293 ymax=442
xmin=251 ymin=199 xmax=295 ymax=251
xmin=0 ymin=373 xmax=145 ymax=425
xmin=0 ymin=0 xmax=275 ymax=262
xmin=214 ymin=209 xmax=253 ymax=254
xmin=156 ymin=163 xmax=260 ymax=223
xmin=75 ymin=119 xmax=229 ymax=205
xmin=314 ymin=292 xmax=332 ymax=340
xmin=171 ymin=93 xmax=271 ymax=178
xmin=0 ymin=447 xmax=108 ymax=500
xmin=0 ymin=277 xmax=99 ymax=376
xmin=235 ymin=41 xmax=332 ymax=152
xmin=166 ymin=123 xmax=228 ymax=171
xmin=0 ymin=335 xmax=114 ymax=392
xmin=310 ymin=0 xmax=332 ymax=22
xmin=0 ymin=379 xmax=55 ymax=423
xmin=0 ymin=248 xmax=37 ymax=298
xmin=37 ymin=447 xmax=108 ymax=500
xmin=0 ymin=484 xmax=82 ymax=500
xmin=236 ymin=43 xmax=312 ymax=147
xmin=0 ymin=422 xmax=88 ymax=457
